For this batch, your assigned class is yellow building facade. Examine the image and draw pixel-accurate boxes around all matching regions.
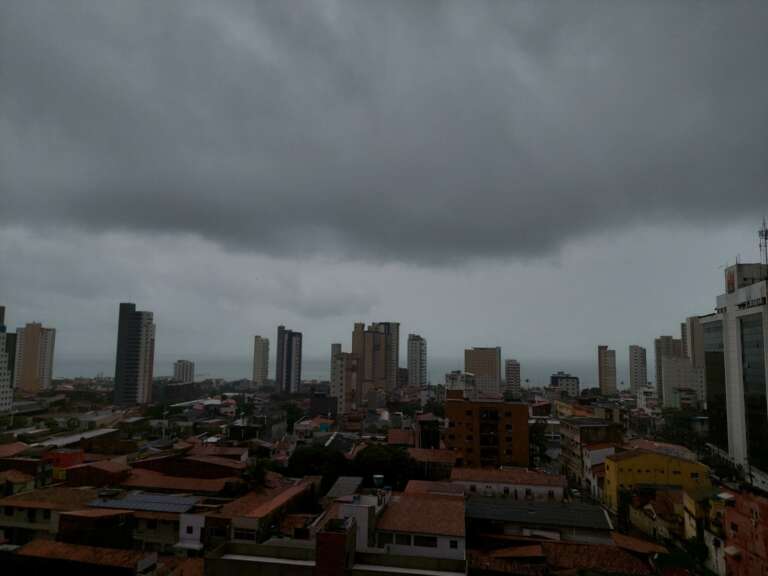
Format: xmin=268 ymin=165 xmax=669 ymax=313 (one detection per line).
xmin=603 ymin=449 xmax=711 ymax=511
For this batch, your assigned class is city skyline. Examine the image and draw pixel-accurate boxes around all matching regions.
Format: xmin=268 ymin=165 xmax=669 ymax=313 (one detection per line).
xmin=1 ymin=2 xmax=767 ymax=389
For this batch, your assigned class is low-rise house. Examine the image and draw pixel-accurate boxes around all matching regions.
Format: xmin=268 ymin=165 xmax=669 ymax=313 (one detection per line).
xmin=0 ymin=470 xmax=35 ymax=495
xmin=11 ymin=539 xmax=157 ymax=576
xmin=628 ymin=488 xmax=684 ymax=542
xmin=375 ymin=493 xmax=465 ymax=560
xmin=451 ymin=467 xmax=566 ymax=501
xmin=0 ymin=486 xmax=101 ymax=544
xmin=466 ymin=497 xmax=614 ymax=545
xmin=407 ymin=448 xmax=455 ymax=481
xmin=724 ymin=489 xmax=768 ymax=576
xmin=581 ymin=443 xmax=617 ymax=497
xmin=603 ymin=449 xmax=711 ymax=511
xmin=560 ymin=417 xmax=623 ymax=487
xmin=65 ymin=460 xmax=131 ymax=487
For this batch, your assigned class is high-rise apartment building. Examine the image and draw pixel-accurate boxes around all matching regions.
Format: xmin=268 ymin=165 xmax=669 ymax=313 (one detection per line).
xmin=701 ymin=262 xmax=768 ymax=487
xmin=0 ymin=307 xmax=15 ymax=413
xmin=661 ymin=355 xmax=704 ymax=409
xmin=252 ymin=336 xmax=270 ymax=386
xmin=444 ymin=390 xmax=529 ymax=468
xmin=352 ymin=322 xmax=400 ymax=396
xmin=597 ymin=345 xmax=617 ymax=396
xmin=628 ymin=345 xmax=647 ymax=395
xmin=407 ymin=334 xmax=427 ymax=388
xmin=173 ymin=359 xmax=195 ymax=383
xmin=464 ymin=347 xmax=501 ymax=395
xmin=504 ymin=359 xmax=521 ymax=398
xmin=113 ymin=302 xmax=155 ymax=406
xmin=550 ymin=371 xmax=579 ymax=398
xmin=13 ymin=322 xmax=55 ymax=394
xmin=684 ymin=315 xmax=705 ymax=368
xmin=276 ymin=326 xmax=302 ymax=394
xmin=654 ymin=335 xmax=684 ymax=404
xmin=330 ymin=352 xmax=361 ymax=416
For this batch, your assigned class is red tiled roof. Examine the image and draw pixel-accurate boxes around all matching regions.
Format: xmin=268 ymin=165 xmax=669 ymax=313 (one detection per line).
xmin=0 ymin=487 xmax=101 ymax=510
xmin=491 ymin=545 xmax=545 ymax=559
xmin=61 ymin=509 xmax=132 ymax=519
xmin=387 ymin=429 xmax=414 ymax=446
xmin=0 ymin=469 xmax=34 ymax=483
xmin=17 ymin=540 xmax=151 ymax=568
xmin=121 ymin=468 xmax=242 ymax=494
xmin=217 ymin=475 xmax=313 ymax=519
xmin=404 ymin=480 xmax=464 ymax=496
xmin=407 ymin=448 xmax=456 ymax=464
xmin=68 ymin=460 xmax=131 ymax=474
xmin=541 ymin=541 xmax=651 ymax=574
xmin=612 ymin=532 xmax=669 ymax=555
xmin=451 ymin=467 xmax=566 ymax=487
xmin=183 ymin=455 xmax=246 ymax=470
xmin=188 ymin=445 xmax=248 ymax=459
xmin=0 ymin=441 xmax=29 ymax=458
xmin=376 ymin=494 xmax=465 ymax=537
xmin=170 ymin=557 xmax=204 ymax=576
xmin=625 ymin=439 xmax=695 ymax=461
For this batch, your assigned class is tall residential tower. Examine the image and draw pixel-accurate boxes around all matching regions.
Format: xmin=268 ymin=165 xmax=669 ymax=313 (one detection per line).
xmin=276 ymin=326 xmax=302 ymax=394
xmin=14 ymin=322 xmax=55 ymax=394
xmin=597 ymin=345 xmax=617 ymax=396
xmin=113 ymin=303 xmax=155 ymax=406
xmin=407 ymin=334 xmax=427 ymax=388
xmin=628 ymin=345 xmax=647 ymax=395
xmin=252 ymin=336 xmax=269 ymax=386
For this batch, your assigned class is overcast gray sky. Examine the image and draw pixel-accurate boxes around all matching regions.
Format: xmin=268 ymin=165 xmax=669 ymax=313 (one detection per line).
xmin=1 ymin=1 xmax=767 ymax=385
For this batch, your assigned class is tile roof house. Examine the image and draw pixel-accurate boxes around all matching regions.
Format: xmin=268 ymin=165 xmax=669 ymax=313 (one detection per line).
xmin=451 ymin=467 xmax=567 ymax=501
xmin=375 ymin=493 xmax=466 ymax=560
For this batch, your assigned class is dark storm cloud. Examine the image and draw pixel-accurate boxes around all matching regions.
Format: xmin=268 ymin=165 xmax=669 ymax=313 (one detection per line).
xmin=1 ymin=1 xmax=767 ymax=263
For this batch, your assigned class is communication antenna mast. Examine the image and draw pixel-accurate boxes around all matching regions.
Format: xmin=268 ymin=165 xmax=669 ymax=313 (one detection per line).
xmin=760 ymin=217 xmax=768 ymax=269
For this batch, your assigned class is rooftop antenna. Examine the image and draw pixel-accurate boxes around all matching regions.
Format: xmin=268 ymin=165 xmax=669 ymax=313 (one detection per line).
xmin=760 ymin=217 xmax=768 ymax=280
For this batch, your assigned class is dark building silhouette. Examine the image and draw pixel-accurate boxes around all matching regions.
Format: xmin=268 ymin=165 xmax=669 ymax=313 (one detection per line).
xmin=113 ymin=303 xmax=155 ymax=406
xmin=275 ymin=325 xmax=302 ymax=394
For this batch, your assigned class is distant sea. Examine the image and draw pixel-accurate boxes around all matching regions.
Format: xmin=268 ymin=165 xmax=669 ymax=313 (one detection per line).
xmin=54 ymin=355 xmax=618 ymax=389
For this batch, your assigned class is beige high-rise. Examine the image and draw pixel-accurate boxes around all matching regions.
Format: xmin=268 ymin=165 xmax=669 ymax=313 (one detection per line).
xmin=654 ymin=335 xmax=684 ymax=404
xmin=597 ymin=345 xmax=617 ymax=396
xmin=252 ymin=336 xmax=269 ymax=386
xmin=352 ymin=322 xmax=399 ymax=397
xmin=628 ymin=345 xmax=647 ymax=394
xmin=14 ymin=322 xmax=55 ymax=395
xmin=464 ymin=347 xmax=501 ymax=394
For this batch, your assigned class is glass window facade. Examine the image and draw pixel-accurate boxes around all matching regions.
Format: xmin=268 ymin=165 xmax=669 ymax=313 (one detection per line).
xmin=740 ymin=313 xmax=768 ymax=473
xmin=703 ymin=320 xmax=727 ymax=451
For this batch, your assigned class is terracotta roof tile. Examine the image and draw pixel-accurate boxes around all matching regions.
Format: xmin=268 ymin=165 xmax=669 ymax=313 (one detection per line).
xmin=0 ymin=469 xmax=34 ymax=483
xmin=387 ymin=429 xmax=414 ymax=446
xmin=17 ymin=540 xmax=152 ymax=568
xmin=404 ymin=480 xmax=464 ymax=496
xmin=217 ymin=476 xmax=314 ymax=519
xmin=407 ymin=448 xmax=456 ymax=464
xmin=121 ymin=468 xmax=242 ymax=494
xmin=0 ymin=442 xmax=29 ymax=458
xmin=612 ymin=532 xmax=669 ymax=555
xmin=376 ymin=494 xmax=465 ymax=537
xmin=451 ymin=467 xmax=566 ymax=487
xmin=0 ymin=487 xmax=101 ymax=510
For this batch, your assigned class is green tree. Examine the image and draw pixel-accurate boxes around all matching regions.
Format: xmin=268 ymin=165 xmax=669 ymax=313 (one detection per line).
xmin=287 ymin=446 xmax=348 ymax=493
xmin=352 ymin=444 xmax=418 ymax=491
xmin=243 ymin=459 xmax=270 ymax=488
xmin=281 ymin=402 xmax=305 ymax=433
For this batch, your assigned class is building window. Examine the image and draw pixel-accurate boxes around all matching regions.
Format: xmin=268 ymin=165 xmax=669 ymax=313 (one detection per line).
xmin=548 ymin=490 xmax=555 ymax=500
xmin=414 ymin=535 xmax=438 ymax=548
xmin=470 ymin=484 xmax=477 ymax=492
xmin=42 ymin=509 xmax=51 ymax=520
xmin=503 ymin=487 xmax=510 ymax=495
xmin=146 ymin=519 xmax=158 ymax=530
xmin=186 ymin=525 xmax=194 ymax=535
xmin=465 ymin=410 xmax=472 ymax=416
xmin=673 ymin=470 xmax=681 ymax=475
xmin=26 ymin=509 xmax=35 ymax=522
xmin=233 ymin=528 xmax=257 ymax=540
xmin=378 ymin=533 xmax=393 ymax=546
xmin=691 ymin=472 xmax=699 ymax=479
xmin=395 ymin=534 xmax=411 ymax=546
xmin=450 ymin=540 xmax=458 ymax=549
xmin=4 ymin=507 xmax=13 ymax=516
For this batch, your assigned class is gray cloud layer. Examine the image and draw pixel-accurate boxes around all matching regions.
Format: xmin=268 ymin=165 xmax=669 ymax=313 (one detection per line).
xmin=2 ymin=1 xmax=766 ymax=264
